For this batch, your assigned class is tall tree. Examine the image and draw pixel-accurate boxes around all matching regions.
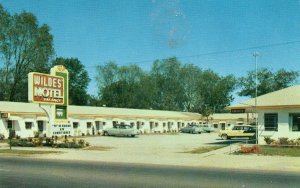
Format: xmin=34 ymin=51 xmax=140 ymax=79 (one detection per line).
xmin=96 ymin=62 xmax=148 ymax=108
xmin=238 ymin=68 xmax=299 ymax=97
xmin=52 ymin=57 xmax=90 ymax=105
xmin=150 ymin=57 xmax=184 ymax=111
xmin=0 ymin=5 xmax=54 ymax=101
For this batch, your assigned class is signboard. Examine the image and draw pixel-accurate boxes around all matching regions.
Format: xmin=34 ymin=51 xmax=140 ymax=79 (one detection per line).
xmin=28 ymin=72 xmax=64 ymax=104
xmin=28 ymin=65 xmax=70 ymax=136
xmin=1 ymin=113 xmax=9 ymax=118
xmin=230 ymin=109 xmax=246 ymax=113
xmin=51 ymin=65 xmax=69 ymax=123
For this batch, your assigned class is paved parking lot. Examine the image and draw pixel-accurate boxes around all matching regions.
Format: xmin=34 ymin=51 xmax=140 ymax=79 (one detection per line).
xmin=2 ymin=133 xmax=300 ymax=172
xmin=86 ymin=132 xmax=223 ymax=153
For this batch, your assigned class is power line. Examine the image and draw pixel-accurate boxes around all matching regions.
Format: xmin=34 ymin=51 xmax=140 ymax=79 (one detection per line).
xmin=85 ymin=40 xmax=300 ymax=68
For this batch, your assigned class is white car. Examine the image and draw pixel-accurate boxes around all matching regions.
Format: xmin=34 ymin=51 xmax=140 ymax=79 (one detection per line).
xmin=103 ymin=124 xmax=138 ymax=137
xmin=201 ymin=124 xmax=215 ymax=133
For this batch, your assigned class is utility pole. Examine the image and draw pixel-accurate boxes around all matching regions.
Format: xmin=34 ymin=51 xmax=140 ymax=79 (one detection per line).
xmin=253 ymin=52 xmax=259 ymax=144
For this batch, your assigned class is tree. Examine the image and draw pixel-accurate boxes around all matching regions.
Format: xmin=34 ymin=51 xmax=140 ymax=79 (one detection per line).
xmin=238 ymin=68 xmax=299 ymax=97
xmin=96 ymin=62 xmax=149 ymax=108
xmin=0 ymin=4 xmax=54 ymax=101
xmin=52 ymin=57 xmax=90 ymax=105
xmin=192 ymin=70 xmax=236 ymax=118
xmin=150 ymin=57 xmax=184 ymax=111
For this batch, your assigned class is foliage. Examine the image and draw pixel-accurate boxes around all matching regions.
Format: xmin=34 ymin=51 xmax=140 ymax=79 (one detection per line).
xmin=52 ymin=57 xmax=90 ymax=105
xmin=0 ymin=4 xmax=54 ymax=101
xmin=0 ymin=134 xmax=5 ymax=140
xmin=239 ymin=145 xmax=261 ymax=154
xmin=264 ymin=136 xmax=274 ymax=145
xmin=7 ymin=137 xmax=90 ymax=148
xmin=238 ymin=68 xmax=299 ymax=97
xmin=94 ymin=57 xmax=237 ymax=117
xmin=277 ymin=137 xmax=289 ymax=145
xmin=236 ymin=145 xmax=300 ymax=157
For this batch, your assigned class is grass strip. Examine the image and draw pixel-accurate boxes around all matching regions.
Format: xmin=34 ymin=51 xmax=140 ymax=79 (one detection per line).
xmin=83 ymin=146 xmax=114 ymax=151
xmin=0 ymin=149 xmax=61 ymax=155
xmin=260 ymin=145 xmax=300 ymax=157
xmin=182 ymin=145 xmax=225 ymax=154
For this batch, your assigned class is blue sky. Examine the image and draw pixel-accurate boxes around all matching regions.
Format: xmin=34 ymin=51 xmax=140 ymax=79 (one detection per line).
xmin=2 ymin=0 xmax=300 ymax=104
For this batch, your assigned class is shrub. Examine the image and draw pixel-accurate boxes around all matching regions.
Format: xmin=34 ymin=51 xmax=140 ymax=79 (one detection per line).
xmin=264 ymin=137 xmax=274 ymax=145
xmin=239 ymin=145 xmax=261 ymax=154
xmin=278 ymin=137 xmax=289 ymax=145
xmin=0 ymin=134 xmax=5 ymax=140
xmin=32 ymin=138 xmax=43 ymax=146
xmin=9 ymin=139 xmax=35 ymax=147
xmin=33 ymin=131 xmax=40 ymax=138
xmin=45 ymin=138 xmax=55 ymax=146
xmin=295 ymin=138 xmax=300 ymax=145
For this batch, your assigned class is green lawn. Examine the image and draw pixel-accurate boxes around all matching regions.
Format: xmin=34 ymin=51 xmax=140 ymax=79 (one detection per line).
xmin=83 ymin=146 xmax=114 ymax=151
xmin=260 ymin=145 xmax=300 ymax=157
xmin=0 ymin=149 xmax=61 ymax=155
xmin=182 ymin=145 xmax=225 ymax=154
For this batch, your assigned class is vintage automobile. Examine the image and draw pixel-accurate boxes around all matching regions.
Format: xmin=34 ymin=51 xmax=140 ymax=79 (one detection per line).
xmin=103 ymin=124 xmax=138 ymax=137
xmin=218 ymin=125 xmax=256 ymax=140
xmin=201 ymin=124 xmax=215 ymax=133
xmin=180 ymin=125 xmax=204 ymax=134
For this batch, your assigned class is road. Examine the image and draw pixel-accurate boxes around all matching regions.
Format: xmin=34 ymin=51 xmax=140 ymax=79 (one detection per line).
xmin=0 ymin=156 xmax=299 ymax=188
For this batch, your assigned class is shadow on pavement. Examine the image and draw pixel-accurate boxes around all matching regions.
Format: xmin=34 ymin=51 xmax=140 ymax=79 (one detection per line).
xmin=206 ymin=139 xmax=256 ymax=145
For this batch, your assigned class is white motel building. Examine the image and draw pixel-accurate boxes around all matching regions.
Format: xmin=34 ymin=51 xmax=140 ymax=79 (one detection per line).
xmin=0 ymin=101 xmax=251 ymax=139
xmin=228 ymin=85 xmax=300 ymax=144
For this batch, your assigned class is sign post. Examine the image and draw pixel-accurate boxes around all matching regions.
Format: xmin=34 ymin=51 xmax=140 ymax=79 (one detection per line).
xmin=28 ymin=65 xmax=71 ymax=137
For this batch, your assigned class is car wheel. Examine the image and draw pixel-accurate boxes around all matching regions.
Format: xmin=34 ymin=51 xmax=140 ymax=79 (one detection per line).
xmin=104 ymin=131 xmax=109 ymax=136
xmin=198 ymin=131 xmax=201 ymax=134
xmin=221 ymin=134 xmax=228 ymax=140
xmin=131 ymin=134 xmax=135 ymax=137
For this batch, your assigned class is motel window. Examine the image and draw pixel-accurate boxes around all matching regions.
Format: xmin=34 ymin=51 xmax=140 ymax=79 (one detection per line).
xmin=37 ymin=121 xmax=44 ymax=132
xmin=25 ymin=122 xmax=32 ymax=129
xmin=102 ymin=122 xmax=106 ymax=126
xmin=213 ymin=124 xmax=218 ymax=128
xmin=7 ymin=120 xmax=13 ymax=129
xmin=73 ymin=122 xmax=79 ymax=129
xmin=290 ymin=114 xmax=300 ymax=132
xmin=264 ymin=113 xmax=278 ymax=131
xmin=155 ymin=122 xmax=158 ymax=127
xmin=113 ymin=121 xmax=118 ymax=125
xmin=87 ymin=122 xmax=92 ymax=129
xmin=95 ymin=121 xmax=100 ymax=130
xmin=130 ymin=122 xmax=135 ymax=126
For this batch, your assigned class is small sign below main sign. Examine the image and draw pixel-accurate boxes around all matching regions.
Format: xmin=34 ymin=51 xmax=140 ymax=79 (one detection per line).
xmin=28 ymin=72 xmax=65 ymax=104
xmin=230 ymin=109 xmax=246 ymax=113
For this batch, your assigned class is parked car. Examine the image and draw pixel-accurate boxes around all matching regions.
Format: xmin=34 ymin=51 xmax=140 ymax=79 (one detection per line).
xmin=201 ymin=124 xmax=215 ymax=133
xmin=103 ymin=124 xmax=138 ymax=137
xmin=218 ymin=125 xmax=256 ymax=140
xmin=180 ymin=125 xmax=204 ymax=134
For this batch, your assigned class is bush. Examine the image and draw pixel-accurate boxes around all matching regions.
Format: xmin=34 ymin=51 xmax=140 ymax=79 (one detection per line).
xmin=9 ymin=139 xmax=35 ymax=147
xmin=264 ymin=136 xmax=274 ymax=145
xmin=295 ymin=138 xmax=300 ymax=145
xmin=0 ymin=134 xmax=5 ymax=140
xmin=278 ymin=137 xmax=289 ymax=145
xmin=239 ymin=145 xmax=261 ymax=154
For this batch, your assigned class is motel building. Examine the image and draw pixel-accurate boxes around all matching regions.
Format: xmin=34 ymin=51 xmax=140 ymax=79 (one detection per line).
xmin=228 ymin=85 xmax=300 ymax=144
xmin=0 ymin=65 xmax=252 ymax=139
xmin=0 ymin=101 xmax=250 ymax=138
